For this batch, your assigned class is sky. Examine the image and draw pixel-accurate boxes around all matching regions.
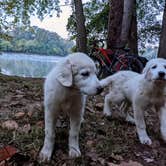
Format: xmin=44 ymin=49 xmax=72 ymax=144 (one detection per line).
xmin=30 ymin=5 xmax=72 ymax=39
xmin=30 ymin=0 xmax=90 ymax=39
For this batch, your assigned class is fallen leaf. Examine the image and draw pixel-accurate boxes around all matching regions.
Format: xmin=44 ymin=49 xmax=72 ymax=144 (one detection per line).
xmin=86 ymin=140 xmax=94 ymax=147
xmin=119 ymin=160 xmax=143 ymax=166
xmin=107 ymin=163 xmax=119 ymax=166
xmin=62 ymin=163 xmax=66 ymax=166
xmin=9 ymin=101 xmax=21 ymax=106
xmin=36 ymin=121 xmax=44 ymax=128
xmin=22 ymin=124 xmax=31 ymax=133
xmin=14 ymin=94 xmax=24 ymax=98
xmin=134 ymin=152 xmax=141 ymax=157
xmin=26 ymin=105 xmax=35 ymax=112
xmin=27 ymin=110 xmax=33 ymax=117
xmin=95 ymin=103 xmax=103 ymax=108
xmin=86 ymin=152 xmax=98 ymax=162
xmin=143 ymin=157 xmax=154 ymax=163
xmin=111 ymin=154 xmax=123 ymax=161
xmin=0 ymin=145 xmax=17 ymax=162
xmin=98 ymin=157 xmax=105 ymax=165
xmin=107 ymin=160 xmax=143 ymax=166
xmin=15 ymin=90 xmax=24 ymax=94
xmin=1 ymin=120 xmax=18 ymax=130
xmin=15 ymin=112 xmax=25 ymax=118
xmin=18 ymin=124 xmax=31 ymax=134
xmin=34 ymin=103 xmax=41 ymax=110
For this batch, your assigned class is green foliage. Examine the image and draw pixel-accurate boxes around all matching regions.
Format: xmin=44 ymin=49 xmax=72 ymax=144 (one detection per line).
xmin=137 ymin=0 xmax=165 ymax=48
xmin=67 ymin=0 xmax=164 ymax=50
xmin=0 ymin=0 xmax=61 ymax=30
xmin=67 ymin=0 xmax=108 ymax=42
xmin=0 ymin=26 xmax=73 ymax=56
xmin=0 ymin=0 xmax=164 ymax=52
xmin=0 ymin=40 xmax=12 ymax=50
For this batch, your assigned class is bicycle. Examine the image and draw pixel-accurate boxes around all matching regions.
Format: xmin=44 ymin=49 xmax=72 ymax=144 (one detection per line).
xmin=89 ymin=39 xmax=148 ymax=78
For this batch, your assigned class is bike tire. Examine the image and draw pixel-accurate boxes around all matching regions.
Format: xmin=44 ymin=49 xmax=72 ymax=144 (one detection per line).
xmin=111 ymin=57 xmax=129 ymax=73
xmin=90 ymin=56 xmax=103 ymax=78
xmin=126 ymin=56 xmax=144 ymax=73
xmin=112 ymin=56 xmax=144 ymax=73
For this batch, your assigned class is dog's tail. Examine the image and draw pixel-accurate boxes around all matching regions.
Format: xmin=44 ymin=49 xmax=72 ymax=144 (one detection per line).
xmin=100 ymin=75 xmax=114 ymax=87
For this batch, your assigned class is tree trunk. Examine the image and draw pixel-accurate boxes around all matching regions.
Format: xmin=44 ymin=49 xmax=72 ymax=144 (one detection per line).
xmin=107 ymin=0 xmax=124 ymax=49
xmin=158 ymin=1 xmax=166 ymax=58
xmin=128 ymin=0 xmax=138 ymax=55
xmin=120 ymin=0 xmax=134 ymax=46
xmin=73 ymin=0 xmax=87 ymax=53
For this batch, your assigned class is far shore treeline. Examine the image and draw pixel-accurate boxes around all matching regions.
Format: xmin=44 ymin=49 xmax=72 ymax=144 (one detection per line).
xmin=0 ymin=26 xmax=74 ymax=56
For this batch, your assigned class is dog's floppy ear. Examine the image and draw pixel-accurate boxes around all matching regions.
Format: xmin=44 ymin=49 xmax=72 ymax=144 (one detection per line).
xmin=142 ymin=63 xmax=152 ymax=81
xmin=142 ymin=64 xmax=149 ymax=74
xmin=57 ymin=59 xmax=73 ymax=87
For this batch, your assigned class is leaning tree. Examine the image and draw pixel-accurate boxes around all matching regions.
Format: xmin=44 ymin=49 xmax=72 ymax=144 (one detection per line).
xmin=158 ymin=1 xmax=166 ymax=58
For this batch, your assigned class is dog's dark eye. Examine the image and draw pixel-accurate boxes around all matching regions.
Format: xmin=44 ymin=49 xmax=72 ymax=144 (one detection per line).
xmin=81 ymin=72 xmax=89 ymax=77
xmin=164 ymin=65 xmax=166 ymax=69
xmin=152 ymin=65 xmax=157 ymax=69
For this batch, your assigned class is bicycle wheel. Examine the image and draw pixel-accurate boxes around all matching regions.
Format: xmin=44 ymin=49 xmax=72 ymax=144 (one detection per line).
xmin=90 ymin=56 xmax=103 ymax=78
xmin=111 ymin=57 xmax=129 ymax=73
xmin=127 ymin=56 xmax=144 ymax=73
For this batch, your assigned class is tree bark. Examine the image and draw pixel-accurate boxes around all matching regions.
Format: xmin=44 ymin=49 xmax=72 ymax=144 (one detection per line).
xmin=128 ymin=0 xmax=138 ymax=54
xmin=73 ymin=0 xmax=87 ymax=53
xmin=107 ymin=0 xmax=124 ymax=49
xmin=158 ymin=1 xmax=166 ymax=58
xmin=120 ymin=0 xmax=135 ymax=46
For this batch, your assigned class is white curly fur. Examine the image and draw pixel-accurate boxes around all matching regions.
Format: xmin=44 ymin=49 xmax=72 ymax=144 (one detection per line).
xmin=39 ymin=52 xmax=102 ymax=161
xmin=101 ymin=58 xmax=166 ymax=145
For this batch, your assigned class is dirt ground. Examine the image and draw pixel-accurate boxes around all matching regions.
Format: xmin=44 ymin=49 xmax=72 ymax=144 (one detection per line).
xmin=0 ymin=74 xmax=166 ymax=166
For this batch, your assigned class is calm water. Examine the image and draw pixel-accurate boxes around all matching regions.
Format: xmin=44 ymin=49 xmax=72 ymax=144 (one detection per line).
xmin=0 ymin=52 xmax=63 ymax=78
xmin=0 ymin=49 xmax=157 ymax=78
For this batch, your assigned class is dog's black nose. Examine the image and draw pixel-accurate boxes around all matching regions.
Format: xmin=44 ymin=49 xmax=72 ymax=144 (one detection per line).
xmin=158 ymin=71 xmax=165 ymax=78
xmin=97 ymin=86 xmax=103 ymax=94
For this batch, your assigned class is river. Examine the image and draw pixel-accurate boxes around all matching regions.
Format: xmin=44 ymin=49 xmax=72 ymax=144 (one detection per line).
xmin=0 ymin=49 xmax=157 ymax=78
xmin=0 ymin=52 xmax=63 ymax=78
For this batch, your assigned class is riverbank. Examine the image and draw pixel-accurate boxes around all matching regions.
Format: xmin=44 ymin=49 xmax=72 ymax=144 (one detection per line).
xmin=0 ymin=74 xmax=166 ymax=166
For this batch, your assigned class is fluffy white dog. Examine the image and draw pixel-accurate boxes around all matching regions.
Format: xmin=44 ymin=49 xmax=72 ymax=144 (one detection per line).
xmin=39 ymin=52 xmax=102 ymax=161
xmin=101 ymin=58 xmax=166 ymax=145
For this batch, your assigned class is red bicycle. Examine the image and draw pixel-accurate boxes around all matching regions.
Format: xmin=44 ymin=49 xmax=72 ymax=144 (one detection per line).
xmin=89 ymin=39 xmax=147 ymax=78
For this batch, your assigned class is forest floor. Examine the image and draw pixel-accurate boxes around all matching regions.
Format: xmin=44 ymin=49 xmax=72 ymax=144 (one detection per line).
xmin=0 ymin=74 xmax=166 ymax=166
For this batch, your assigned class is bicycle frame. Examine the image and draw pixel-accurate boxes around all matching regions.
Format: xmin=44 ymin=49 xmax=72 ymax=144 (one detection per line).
xmin=90 ymin=39 xmax=146 ymax=77
xmin=95 ymin=47 xmax=127 ymax=69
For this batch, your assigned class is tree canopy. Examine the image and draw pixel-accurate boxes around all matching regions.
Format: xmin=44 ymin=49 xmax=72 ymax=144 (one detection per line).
xmin=67 ymin=0 xmax=164 ymax=52
xmin=0 ymin=0 xmax=61 ymax=31
xmin=0 ymin=0 xmax=165 ymax=54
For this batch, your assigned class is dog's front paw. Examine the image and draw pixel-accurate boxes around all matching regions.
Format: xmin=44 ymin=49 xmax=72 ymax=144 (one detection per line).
xmin=125 ymin=114 xmax=135 ymax=124
xmin=160 ymin=127 xmax=166 ymax=142
xmin=39 ymin=148 xmax=52 ymax=162
xmin=161 ymin=132 xmax=166 ymax=142
xmin=139 ymin=136 xmax=152 ymax=145
xmin=69 ymin=147 xmax=81 ymax=158
xmin=103 ymin=109 xmax=112 ymax=117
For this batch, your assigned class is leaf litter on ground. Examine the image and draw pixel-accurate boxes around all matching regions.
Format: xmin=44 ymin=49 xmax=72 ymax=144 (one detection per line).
xmin=0 ymin=74 xmax=166 ymax=165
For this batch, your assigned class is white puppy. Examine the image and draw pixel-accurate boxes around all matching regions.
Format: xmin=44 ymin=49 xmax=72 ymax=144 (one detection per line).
xmin=101 ymin=58 xmax=166 ymax=145
xmin=39 ymin=52 xmax=102 ymax=161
